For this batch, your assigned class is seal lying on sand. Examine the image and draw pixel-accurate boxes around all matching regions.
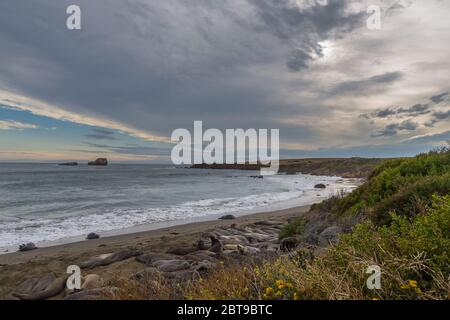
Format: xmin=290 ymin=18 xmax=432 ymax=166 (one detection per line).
xmin=12 ymin=273 xmax=67 ymax=300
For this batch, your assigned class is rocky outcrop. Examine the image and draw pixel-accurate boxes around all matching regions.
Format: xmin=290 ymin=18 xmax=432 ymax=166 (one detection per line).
xmin=88 ymin=158 xmax=108 ymax=166
xmin=318 ymin=226 xmax=342 ymax=247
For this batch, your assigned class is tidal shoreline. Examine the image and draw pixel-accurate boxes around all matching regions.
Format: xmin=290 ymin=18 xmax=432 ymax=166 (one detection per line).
xmin=0 ymin=205 xmax=310 ymax=298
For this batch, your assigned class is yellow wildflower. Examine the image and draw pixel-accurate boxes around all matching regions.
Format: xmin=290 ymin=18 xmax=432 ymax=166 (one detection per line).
xmin=293 ymin=292 xmax=300 ymax=300
xmin=265 ymin=287 xmax=273 ymax=295
xmin=275 ymin=280 xmax=285 ymax=287
xmin=400 ymin=283 xmax=409 ymax=289
xmin=408 ymin=280 xmax=418 ymax=288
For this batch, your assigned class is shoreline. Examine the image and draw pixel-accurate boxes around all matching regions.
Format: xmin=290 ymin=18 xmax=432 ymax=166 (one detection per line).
xmin=1 ymin=173 xmax=361 ymax=254
xmin=0 ymin=205 xmax=309 ymax=266
xmin=0 ymin=205 xmax=311 ymax=298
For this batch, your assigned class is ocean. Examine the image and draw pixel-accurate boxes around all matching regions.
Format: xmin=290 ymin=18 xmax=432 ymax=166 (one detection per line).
xmin=0 ymin=163 xmax=358 ymax=251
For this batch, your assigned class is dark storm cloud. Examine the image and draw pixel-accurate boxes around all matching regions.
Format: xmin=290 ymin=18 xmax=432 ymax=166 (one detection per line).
xmin=0 ymin=0 xmax=369 ymax=146
xmin=430 ymin=92 xmax=449 ymax=104
xmin=433 ymin=110 xmax=450 ymax=120
xmin=363 ymin=103 xmax=430 ymax=119
xmin=248 ymin=0 xmax=365 ymax=71
xmin=371 ymin=119 xmax=419 ymax=137
xmin=331 ymin=72 xmax=403 ymax=96
xmin=398 ymin=104 xmax=430 ymax=115
xmin=425 ymin=107 xmax=450 ymax=127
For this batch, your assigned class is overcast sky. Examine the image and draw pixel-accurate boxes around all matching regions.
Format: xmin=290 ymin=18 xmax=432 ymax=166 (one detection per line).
xmin=0 ymin=0 xmax=449 ymax=161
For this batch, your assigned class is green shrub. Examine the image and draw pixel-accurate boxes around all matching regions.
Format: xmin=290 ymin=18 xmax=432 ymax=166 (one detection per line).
xmin=180 ymin=195 xmax=449 ymax=300
xmin=279 ymin=217 xmax=306 ymax=240
xmin=332 ymin=148 xmax=450 ymax=225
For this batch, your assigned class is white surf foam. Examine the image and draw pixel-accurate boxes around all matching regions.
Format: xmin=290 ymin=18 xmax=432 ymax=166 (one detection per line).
xmin=0 ymin=174 xmax=359 ymax=251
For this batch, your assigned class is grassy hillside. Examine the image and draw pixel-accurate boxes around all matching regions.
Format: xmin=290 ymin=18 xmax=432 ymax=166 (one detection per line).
xmin=185 ymin=195 xmax=449 ymax=300
xmin=331 ymin=147 xmax=450 ymax=225
xmin=183 ymin=148 xmax=450 ymax=300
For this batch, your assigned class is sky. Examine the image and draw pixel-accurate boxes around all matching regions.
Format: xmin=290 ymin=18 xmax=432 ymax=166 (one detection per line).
xmin=0 ymin=0 xmax=449 ymax=162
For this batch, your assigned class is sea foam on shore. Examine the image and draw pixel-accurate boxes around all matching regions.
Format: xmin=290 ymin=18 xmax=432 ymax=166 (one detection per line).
xmin=0 ymin=163 xmax=359 ymax=251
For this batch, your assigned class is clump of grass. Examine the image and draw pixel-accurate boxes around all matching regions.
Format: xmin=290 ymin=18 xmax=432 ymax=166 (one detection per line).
xmin=279 ymin=217 xmax=306 ymax=240
xmin=311 ymin=189 xmax=347 ymax=213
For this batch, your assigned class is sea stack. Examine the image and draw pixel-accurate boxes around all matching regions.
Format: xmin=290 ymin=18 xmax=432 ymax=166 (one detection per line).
xmin=88 ymin=158 xmax=108 ymax=166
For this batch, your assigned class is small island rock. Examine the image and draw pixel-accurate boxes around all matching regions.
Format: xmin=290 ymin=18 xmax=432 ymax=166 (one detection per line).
xmin=88 ymin=158 xmax=108 ymax=166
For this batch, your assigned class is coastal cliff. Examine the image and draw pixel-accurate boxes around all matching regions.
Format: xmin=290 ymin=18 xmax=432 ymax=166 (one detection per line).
xmin=191 ymin=158 xmax=384 ymax=178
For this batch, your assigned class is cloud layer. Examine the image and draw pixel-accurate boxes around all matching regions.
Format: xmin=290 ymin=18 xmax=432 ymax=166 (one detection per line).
xmin=0 ymin=0 xmax=449 ymax=160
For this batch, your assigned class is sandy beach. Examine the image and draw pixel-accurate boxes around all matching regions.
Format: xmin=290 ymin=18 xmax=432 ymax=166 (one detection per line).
xmin=0 ymin=205 xmax=310 ymax=298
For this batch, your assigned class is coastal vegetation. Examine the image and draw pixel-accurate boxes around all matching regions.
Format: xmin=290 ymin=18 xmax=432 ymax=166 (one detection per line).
xmin=183 ymin=194 xmax=449 ymax=300
xmin=167 ymin=148 xmax=450 ymax=300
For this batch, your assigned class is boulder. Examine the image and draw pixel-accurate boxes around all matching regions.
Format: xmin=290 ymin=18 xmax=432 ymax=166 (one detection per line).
xmin=18 ymin=242 xmax=37 ymax=252
xmin=318 ymin=226 xmax=342 ymax=247
xmin=86 ymin=233 xmax=100 ymax=240
xmin=314 ymin=183 xmax=327 ymax=189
